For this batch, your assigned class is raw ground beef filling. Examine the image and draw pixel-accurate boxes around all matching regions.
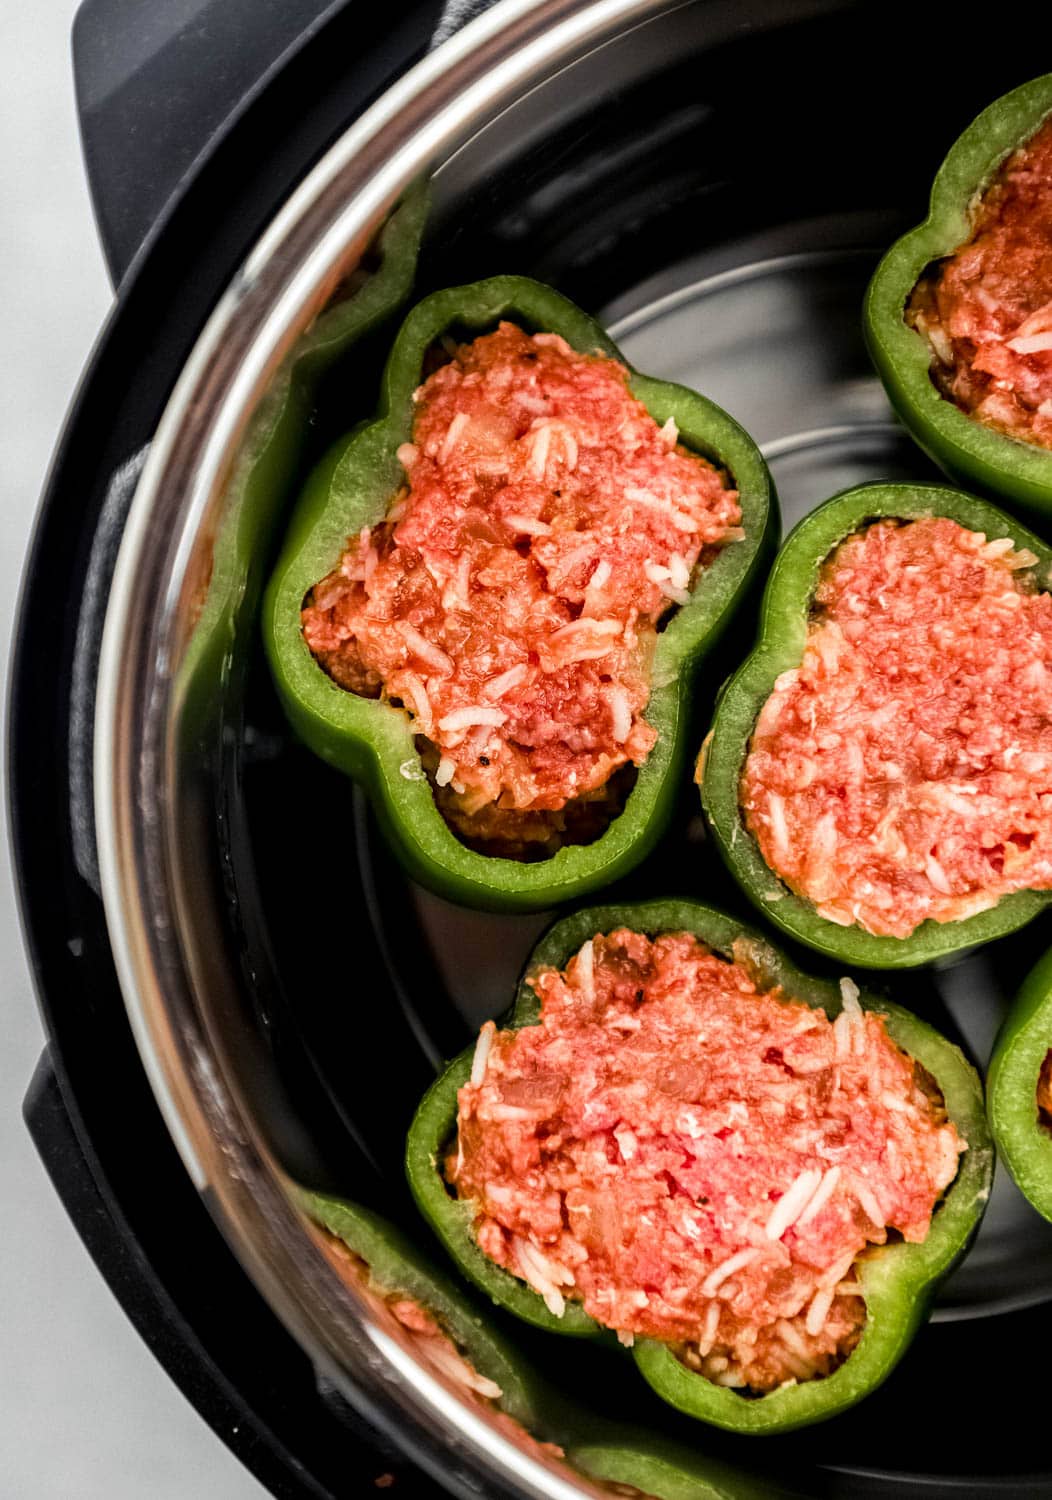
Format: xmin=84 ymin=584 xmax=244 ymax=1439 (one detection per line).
xmin=317 ymin=1231 xmax=505 ymax=1402
xmin=317 ymin=1228 xmax=565 ymax=1462
xmin=449 ymin=931 xmax=963 ymax=1394
xmin=301 ymin=323 xmax=741 ymax=857
xmin=907 ymin=118 xmax=1052 ymax=449
xmin=1039 ymin=1052 xmax=1052 ymax=1128
xmin=742 ymin=517 xmax=1052 ymax=939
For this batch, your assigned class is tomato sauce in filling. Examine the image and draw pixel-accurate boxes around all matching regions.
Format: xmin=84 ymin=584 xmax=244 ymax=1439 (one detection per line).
xmin=449 ymin=930 xmax=962 ymax=1393
xmin=907 ymin=118 xmax=1052 ymax=449
xmin=301 ymin=323 xmax=741 ymax=856
xmin=1039 ymin=1051 xmax=1052 ymax=1127
xmin=742 ymin=517 xmax=1052 ymax=938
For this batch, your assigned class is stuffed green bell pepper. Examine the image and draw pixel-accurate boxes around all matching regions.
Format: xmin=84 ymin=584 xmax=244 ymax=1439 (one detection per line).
xmin=567 ymin=1429 xmax=792 ymax=1499
xmin=702 ymin=482 xmax=1052 ymax=968
xmin=865 ymin=75 xmax=1052 ymax=517
xmin=181 ymin=184 xmax=429 ymax=743
xmin=406 ymin=899 xmax=991 ymax=1435
xmin=987 ymin=942 xmax=1052 ymax=1224
xmin=298 ymin=1190 xmax=555 ymax=1436
xmin=263 ymin=278 xmax=774 ymax=913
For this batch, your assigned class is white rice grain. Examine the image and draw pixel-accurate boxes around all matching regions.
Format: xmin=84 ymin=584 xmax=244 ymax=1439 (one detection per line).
xmin=701 ymin=1247 xmax=758 ymax=1297
xmin=774 ymin=1319 xmax=813 ymax=1361
xmin=515 ymin=1239 xmax=570 ymax=1316
xmin=400 ymin=672 xmax=433 ymax=734
xmin=624 ymin=487 xmax=697 ymax=532
xmin=658 ymin=580 xmax=692 ymax=607
xmin=805 ymin=1286 xmax=835 ymax=1337
xmin=797 ymin=1166 xmax=841 ymax=1227
xmin=697 ymin=1300 xmax=721 ymax=1357
xmin=667 ymin=553 xmax=691 ymax=591
xmin=1006 ymin=332 xmax=1052 ymax=355
xmin=576 ymin=939 xmax=596 ymax=1003
xmin=505 ymin=514 xmax=552 ymax=536
xmin=766 ymin=793 xmax=790 ymax=865
xmin=850 ymin=1175 xmax=885 ymax=1229
xmin=820 ymin=1250 xmax=859 ymax=1290
xmin=437 ymin=706 xmax=507 ymax=732
xmin=838 ymin=976 xmax=862 ymax=1016
xmin=400 ymin=623 xmax=453 ymax=676
xmin=608 ymin=687 xmax=632 ymax=744
xmin=483 ymin=664 xmax=528 ymax=701
xmin=439 ymin=411 xmax=469 ymax=463
xmin=423 ymin=1338 xmax=503 ymax=1401
xmin=528 ymin=424 xmax=552 ymax=479
xmin=470 ymin=1021 xmax=496 ymax=1087
xmin=765 ymin=1169 xmax=823 ymax=1240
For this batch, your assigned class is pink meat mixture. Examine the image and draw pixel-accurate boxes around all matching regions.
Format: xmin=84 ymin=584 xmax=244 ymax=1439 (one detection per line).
xmin=449 ymin=930 xmax=962 ymax=1394
xmin=907 ymin=117 xmax=1052 ymax=448
xmin=317 ymin=1230 xmax=504 ymax=1402
xmin=301 ymin=323 xmax=741 ymax=856
xmin=1039 ymin=1051 xmax=1052 ymax=1125
xmin=742 ymin=517 xmax=1052 ymax=938
xmin=318 ymin=1227 xmax=563 ymax=1465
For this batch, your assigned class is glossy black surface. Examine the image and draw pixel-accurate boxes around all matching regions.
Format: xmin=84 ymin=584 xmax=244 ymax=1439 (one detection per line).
xmin=237 ymin=6 xmax=1052 ymax=1494
xmin=17 ymin=1 xmax=1052 ymax=1496
xmin=13 ymin=1 xmax=444 ymax=1495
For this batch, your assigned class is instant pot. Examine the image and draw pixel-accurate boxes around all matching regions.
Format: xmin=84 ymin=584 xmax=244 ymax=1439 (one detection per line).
xmin=13 ymin=1 xmax=1052 ymax=1495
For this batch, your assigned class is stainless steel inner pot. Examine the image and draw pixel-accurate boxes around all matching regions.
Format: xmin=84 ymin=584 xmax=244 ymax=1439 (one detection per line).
xmin=93 ymin=1 xmax=1052 ymax=1494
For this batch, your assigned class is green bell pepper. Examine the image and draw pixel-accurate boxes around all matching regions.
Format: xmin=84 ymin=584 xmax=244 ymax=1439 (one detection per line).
xmin=179 ymin=184 xmax=429 ymax=742
xmin=864 ymin=75 xmax=1052 ymax=518
xmin=263 ymin=279 xmax=774 ymax=913
xmin=567 ymin=1431 xmax=791 ymax=1499
xmin=405 ymin=898 xmax=992 ymax=1435
xmin=702 ymin=481 xmax=1052 ymax=969
xmin=987 ymin=942 xmax=1052 ymax=1223
xmin=298 ymin=1189 xmax=545 ymax=1430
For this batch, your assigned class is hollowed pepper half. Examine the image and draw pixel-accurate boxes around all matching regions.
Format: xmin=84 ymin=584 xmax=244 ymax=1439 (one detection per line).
xmin=987 ymin=942 xmax=1052 ymax=1223
xmin=702 ymin=482 xmax=1052 ymax=968
xmin=299 ymin=1190 xmax=547 ymax=1431
xmin=567 ymin=1431 xmax=793 ymax=1499
xmin=864 ymin=75 xmax=1052 ymax=518
xmin=263 ymin=279 xmax=773 ymax=912
xmin=405 ymin=899 xmax=991 ymax=1434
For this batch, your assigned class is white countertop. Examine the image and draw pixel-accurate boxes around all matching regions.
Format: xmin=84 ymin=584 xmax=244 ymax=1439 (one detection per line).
xmin=1 ymin=5 xmax=268 ymax=1495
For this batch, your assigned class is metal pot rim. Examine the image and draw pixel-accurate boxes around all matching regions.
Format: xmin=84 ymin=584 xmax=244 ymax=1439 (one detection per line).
xmin=92 ymin=0 xmax=673 ymax=1494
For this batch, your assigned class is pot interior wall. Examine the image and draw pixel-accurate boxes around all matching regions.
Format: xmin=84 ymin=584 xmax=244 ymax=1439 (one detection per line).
xmin=202 ymin=2 xmax=1052 ymax=1491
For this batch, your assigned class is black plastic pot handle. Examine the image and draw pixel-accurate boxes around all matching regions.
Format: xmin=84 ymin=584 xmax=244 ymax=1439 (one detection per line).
xmin=72 ymin=0 xmax=504 ymax=289
xmin=72 ymin=0 xmax=351 ymax=285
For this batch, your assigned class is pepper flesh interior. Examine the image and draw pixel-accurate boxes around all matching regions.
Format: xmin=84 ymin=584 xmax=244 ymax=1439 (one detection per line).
xmin=301 ymin=323 xmax=741 ymax=858
xmin=449 ymin=930 xmax=962 ymax=1394
xmin=907 ymin=117 xmax=1052 ymax=449
xmin=741 ymin=517 xmax=1052 ymax=938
